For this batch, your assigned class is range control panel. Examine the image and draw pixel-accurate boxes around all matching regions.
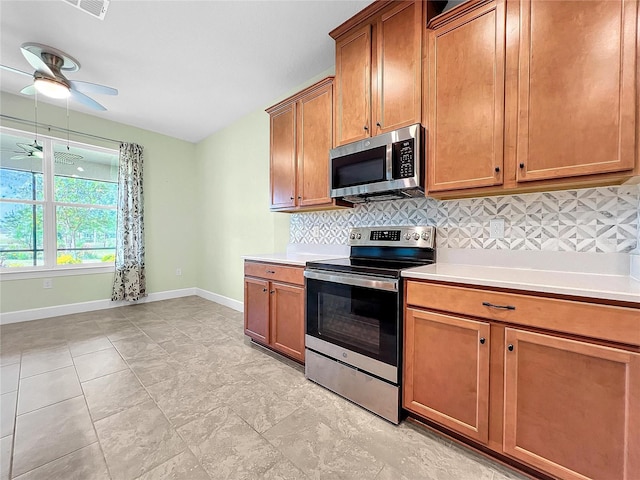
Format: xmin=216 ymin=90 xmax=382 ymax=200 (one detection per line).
xmin=348 ymin=226 xmax=436 ymax=249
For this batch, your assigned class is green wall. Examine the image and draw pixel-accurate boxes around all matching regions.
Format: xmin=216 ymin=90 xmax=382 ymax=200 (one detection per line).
xmin=1 ymin=67 xmax=333 ymax=314
xmin=1 ymin=92 xmax=198 ymax=313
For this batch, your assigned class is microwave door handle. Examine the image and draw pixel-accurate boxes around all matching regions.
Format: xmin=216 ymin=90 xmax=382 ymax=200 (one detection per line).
xmin=304 ymin=270 xmax=398 ymax=292
xmin=386 ymin=143 xmax=394 ymax=180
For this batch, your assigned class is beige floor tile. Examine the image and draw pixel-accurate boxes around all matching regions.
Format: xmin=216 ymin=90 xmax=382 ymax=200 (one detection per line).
xmin=94 ymin=400 xmax=186 ymax=480
xmin=73 ymin=348 xmax=128 ymax=382
xmin=12 ymin=442 xmax=109 ymax=480
xmin=0 ymin=364 xmax=19 ymax=395
xmin=147 ymin=375 xmax=221 ymax=427
xmin=228 ymin=382 xmax=300 ymax=434
xmin=0 ymin=391 xmax=17 ymax=438
xmin=111 ymin=336 xmax=164 ymax=361
xmin=127 ymin=352 xmax=184 ymax=387
xmin=0 ymin=435 xmax=11 ymax=480
xmin=82 ymin=369 xmax=150 ymax=421
xmin=17 ymin=366 xmax=82 ymax=415
xmin=0 ymin=348 xmax=21 ymax=367
xmin=12 ymin=396 xmax=96 ymax=477
xmin=261 ymin=458 xmax=309 ymax=480
xmin=135 ymin=451 xmax=209 ymax=480
xmin=68 ymin=336 xmax=113 ymax=357
xmin=263 ymin=407 xmax=384 ymax=480
xmin=177 ymin=406 xmax=282 ymax=480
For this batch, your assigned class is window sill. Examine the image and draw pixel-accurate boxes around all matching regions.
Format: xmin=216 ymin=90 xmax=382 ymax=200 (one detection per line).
xmin=0 ymin=264 xmax=114 ymax=281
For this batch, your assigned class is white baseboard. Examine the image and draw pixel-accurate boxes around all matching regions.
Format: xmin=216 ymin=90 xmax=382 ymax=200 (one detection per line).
xmin=1 ymin=287 xmax=200 ymax=325
xmin=195 ymin=288 xmax=243 ymax=312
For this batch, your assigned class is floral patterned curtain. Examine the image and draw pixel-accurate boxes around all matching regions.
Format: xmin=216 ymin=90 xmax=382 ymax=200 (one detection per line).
xmin=111 ymin=143 xmax=146 ymax=301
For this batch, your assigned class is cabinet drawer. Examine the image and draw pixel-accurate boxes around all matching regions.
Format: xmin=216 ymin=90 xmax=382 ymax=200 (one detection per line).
xmin=244 ymin=261 xmax=304 ymax=286
xmin=406 ymin=281 xmax=640 ymax=347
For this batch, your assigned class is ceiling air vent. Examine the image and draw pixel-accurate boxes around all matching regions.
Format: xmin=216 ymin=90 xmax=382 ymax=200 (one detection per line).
xmin=63 ymin=0 xmax=110 ymax=20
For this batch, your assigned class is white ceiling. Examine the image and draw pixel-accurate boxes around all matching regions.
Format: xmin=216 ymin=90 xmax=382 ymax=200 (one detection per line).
xmin=0 ymin=0 xmax=372 ymax=143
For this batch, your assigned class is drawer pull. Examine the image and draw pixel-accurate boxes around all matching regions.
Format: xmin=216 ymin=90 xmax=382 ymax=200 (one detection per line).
xmin=262 ymin=288 xmax=267 ymax=293
xmin=480 ymin=337 xmax=486 ymax=345
xmin=508 ymin=344 xmax=514 ymax=352
xmin=266 ymin=270 xmax=276 ymax=274
xmin=482 ymin=301 xmax=516 ymax=311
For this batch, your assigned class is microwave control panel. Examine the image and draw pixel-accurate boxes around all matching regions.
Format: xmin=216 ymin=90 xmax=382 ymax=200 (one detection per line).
xmin=392 ymin=138 xmax=415 ymax=179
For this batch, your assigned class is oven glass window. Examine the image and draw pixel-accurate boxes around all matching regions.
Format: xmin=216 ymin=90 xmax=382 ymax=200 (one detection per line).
xmin=306 ymin=278 xmax=398 ymax=366
xmin=332 ymin=145 xmax=386 ymax=189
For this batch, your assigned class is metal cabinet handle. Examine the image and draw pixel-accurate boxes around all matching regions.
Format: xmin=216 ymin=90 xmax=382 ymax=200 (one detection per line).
xmin=482 ymin=301 xmax=516 ymax=311
xmin=266 ymin=270 xmax=275 ymax=274
xmin=508 ymin=344 xmax=514 ymax=352
xmin=519 ymin=163 xmax=525 ymax=169
xmin=290 ymin=196 xmax=294 ymax=200
xmin=262 ymin=288 xmax=267 ymax=293
xmin=480 ymin=337 xmax=486 ymax=345
xmin=363 ymin=125 xmax=369 ymax=131
xmin=494 ymin=166 xmax=500 ymax=173
xmin=270 ymin=290 xmax=275 ymax=294
xmin=376 ymin=122 xmax=381 ymax=128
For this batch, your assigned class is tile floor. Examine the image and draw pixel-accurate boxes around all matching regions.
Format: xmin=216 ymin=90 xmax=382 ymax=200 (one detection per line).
xmin=0 ymin=296 xmax=529 ymax=480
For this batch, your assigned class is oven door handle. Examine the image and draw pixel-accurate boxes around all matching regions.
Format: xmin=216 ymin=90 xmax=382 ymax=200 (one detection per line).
xmin=304 ymin=269 xmax=398 ymax=292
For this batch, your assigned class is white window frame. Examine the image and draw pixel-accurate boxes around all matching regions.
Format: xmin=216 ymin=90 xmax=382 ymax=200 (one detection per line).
xmin=0 ymin=126 xmax=118 ymax=279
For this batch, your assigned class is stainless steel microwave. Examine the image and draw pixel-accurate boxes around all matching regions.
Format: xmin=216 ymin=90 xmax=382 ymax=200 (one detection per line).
xmin=329 ymin=123 xmax=424 ymax=203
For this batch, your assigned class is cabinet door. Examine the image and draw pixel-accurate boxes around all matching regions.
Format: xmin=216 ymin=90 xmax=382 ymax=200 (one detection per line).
xmin=270 ymin=282 xmax=305 ymax=362
xmin=244 ymin=277 xmax=270 ymax=345
xmin=335 ymin=24 xmax=372 ymax=146
xmin=516 ymin=0 xmax=637 ymax=182
xmin=269 ymin=103 xmax=296 ymax=209
xmin=297 ymin=81 xmax=333 ymax=208
xmin=404 ymin=308 xmax=490 ymax=443
xmin=375 ymin=1 xmax=422 ymax=134
xmin=504 ymin=328 xmax=640 ymax=480
xmin=427 ymin=0 xmax=505 ymax=192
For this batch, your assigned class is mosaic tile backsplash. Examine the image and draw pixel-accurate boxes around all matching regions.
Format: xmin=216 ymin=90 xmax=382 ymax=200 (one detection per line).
xmin=290 ymin=185 xmax=640 ymax=253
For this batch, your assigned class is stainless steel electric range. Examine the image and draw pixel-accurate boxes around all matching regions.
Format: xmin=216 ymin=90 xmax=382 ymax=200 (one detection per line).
xmin=304 ymin=225 xmax=436 ymax=424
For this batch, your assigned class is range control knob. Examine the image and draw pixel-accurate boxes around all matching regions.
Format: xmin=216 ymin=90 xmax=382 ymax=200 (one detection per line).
xmin=350 ymin=233 xmax=356 ymax=239
xmin=404 ymin=233 xmax=411 ymax=240
xmin=413 ymin=232 xmax=420 ymax=240
xmin=356 ymin=233 xmax=362 ymax=239
xmin=421 ymin=232 xmax=431 ymax=241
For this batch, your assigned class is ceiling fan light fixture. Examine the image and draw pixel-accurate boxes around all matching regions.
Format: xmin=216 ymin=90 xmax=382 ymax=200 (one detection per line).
xmin=34 ymin=77 xmax=71 ymax=99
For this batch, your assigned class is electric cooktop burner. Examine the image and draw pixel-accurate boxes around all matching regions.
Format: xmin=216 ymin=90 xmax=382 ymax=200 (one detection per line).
xmin=306 ymin=226 xmax=436 ymax=278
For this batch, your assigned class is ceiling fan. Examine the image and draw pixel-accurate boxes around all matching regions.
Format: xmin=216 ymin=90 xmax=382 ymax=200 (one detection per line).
xmin=0 ymin=42 xmax=118 ymax=111
xmin=4 ymin=141 xmax=83 ymax=164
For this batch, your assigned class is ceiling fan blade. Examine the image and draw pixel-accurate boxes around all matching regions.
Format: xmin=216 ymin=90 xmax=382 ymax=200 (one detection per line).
xmin=69 ymin=89 xmax=106 ymax=111
xmin=69 ymin=80 xmax=118 ymax=96
xmin=0 ymin=64 xmax=32 ymax=77
xmin=20 ymin=85 xmax=36 ymax=95
xmin=20 ymin=47 xmax=54 ymax=77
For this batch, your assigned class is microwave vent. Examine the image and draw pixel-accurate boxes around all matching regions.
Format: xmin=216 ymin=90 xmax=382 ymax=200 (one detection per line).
xmin=63 ymin=0 xmax=111 ymax=20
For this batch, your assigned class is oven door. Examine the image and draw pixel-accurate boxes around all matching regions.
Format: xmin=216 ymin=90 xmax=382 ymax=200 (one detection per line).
xmin=304 ymin=270 xmax=400 ymax=383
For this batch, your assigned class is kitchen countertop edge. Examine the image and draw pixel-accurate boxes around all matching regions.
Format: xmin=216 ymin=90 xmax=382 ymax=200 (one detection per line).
xmin=402 ymin=263 xmax=640 ymax=305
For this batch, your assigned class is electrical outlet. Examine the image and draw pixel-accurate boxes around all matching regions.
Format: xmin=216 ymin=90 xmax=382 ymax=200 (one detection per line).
xmin=175 ymin=268 xmax=182 ymax=276
xmin=312 ymin=226 xmax=320 ymax=238
xmin=489 ymin=218 xmax=505 ymax=239
xmin=43 ymin=278 xmax=53 ymax=289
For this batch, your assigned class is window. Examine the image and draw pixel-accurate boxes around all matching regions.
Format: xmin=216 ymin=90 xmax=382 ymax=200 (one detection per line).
xmin=0 ymin=127 xmax=118 ymax=270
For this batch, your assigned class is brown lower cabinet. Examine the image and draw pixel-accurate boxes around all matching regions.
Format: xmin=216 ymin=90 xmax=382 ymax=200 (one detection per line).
xmin=404 ymin=280 xmax=640 ymax=480
xmin=243 ymin=261 xmax=305 ymax=363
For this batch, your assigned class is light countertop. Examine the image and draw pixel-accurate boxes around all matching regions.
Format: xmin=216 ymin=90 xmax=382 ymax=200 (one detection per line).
xmin=242 ymin=252 xmax=347 ymax=267
xmin=242 ymin=243 xmax=350 ymax=267
xmin=402 ymin=249 xmax=640 ymax=305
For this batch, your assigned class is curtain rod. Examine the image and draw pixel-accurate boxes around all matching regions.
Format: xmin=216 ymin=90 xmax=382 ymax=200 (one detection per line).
xmin=0 ymin=114 xmax=124 ymax=145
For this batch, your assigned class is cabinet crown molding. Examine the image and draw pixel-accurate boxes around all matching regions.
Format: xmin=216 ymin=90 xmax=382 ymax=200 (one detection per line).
xmin=427 ymin=0 xmax=495 ymax=29
xmin=265 ymin=76 xmax=334 ymax=114
xmin=329 ymin=0 xmax=397 ymax=39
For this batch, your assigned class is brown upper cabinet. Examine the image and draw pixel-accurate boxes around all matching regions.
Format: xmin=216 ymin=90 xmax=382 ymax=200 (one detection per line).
xmin=425 ymin=0 xmax=639 ymax=197
xmin=331 ymin=1 xmax=424 ymax=146
xmin=515 ymin=0 xmax=638 ymax=183
xmin=427 ymin=0 xmax=506 ymax=192
xmin=267 ymin=77 xmax=342 ymax=212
